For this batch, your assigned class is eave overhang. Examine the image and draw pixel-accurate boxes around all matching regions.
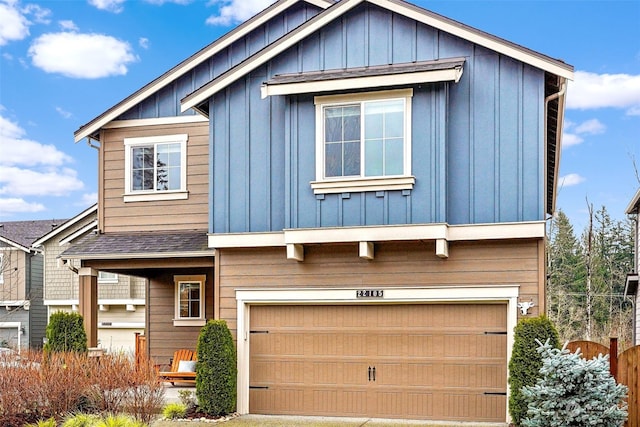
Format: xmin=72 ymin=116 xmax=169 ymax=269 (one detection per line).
xmin=625 ymin=273 xmax=638 ymax=297
xmin=261 ymin=58 xmax=464 ymax=98
xmin=625 ymin=188 xmax=640 ymax=215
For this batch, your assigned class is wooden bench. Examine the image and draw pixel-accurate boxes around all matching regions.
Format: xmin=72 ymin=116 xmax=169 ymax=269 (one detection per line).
xmin=158 ymin=349 xmax=197 ymax=385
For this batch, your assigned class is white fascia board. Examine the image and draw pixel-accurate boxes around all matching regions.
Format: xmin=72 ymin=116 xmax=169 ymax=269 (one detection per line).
xmin=209 ymin=222 xmax=545 ymax=249
xmin=61 ymin=251 xmax=214 ymax=261
xmin=59 ymin=220 xmax=98 ymax=246
xmin=45 ymin=299 xmax=145 ymax=306
xmin=74 ymin=0 xmax=334 ymax=143
xmin=261 ymin=67 xmax=462 ymax=98
xmin=181 ymin=0 xmax=365 ymax=112
xmin=626 ymin=188 xmax=640 ymax=214
xmin=102 ymin=115 xmax=208 ymax=129
xmin=0 ymin=236 xmax=30 ymax=252
xmin=208 ymin=232 xmax=286 ymax=249
xmin=33 ymin=204 xmax=98 ymax=247
xmin=370 ymin=0 xmax=574 ymax=80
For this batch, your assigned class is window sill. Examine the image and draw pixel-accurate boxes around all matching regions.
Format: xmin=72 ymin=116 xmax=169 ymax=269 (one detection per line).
xmin=173 ymin=319 xmax=206 ymax=327
xmin=310 ymin=176 xmax=415 ymax=194
xmin=124 ymin=191 xmax=188 ymax=203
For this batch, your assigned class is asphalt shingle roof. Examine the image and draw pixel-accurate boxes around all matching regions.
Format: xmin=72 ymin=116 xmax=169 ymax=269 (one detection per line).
xmin=61 ymin=230 xmax=212 ymax=259
xmin=0 ymin=219 xmax=69 ymax=249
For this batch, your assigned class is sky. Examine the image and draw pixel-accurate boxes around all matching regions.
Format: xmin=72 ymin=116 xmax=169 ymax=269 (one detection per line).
xmin=0 ymin=0 xmax=639 ymax=234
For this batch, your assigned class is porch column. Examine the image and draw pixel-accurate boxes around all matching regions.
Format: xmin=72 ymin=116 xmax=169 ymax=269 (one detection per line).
xmin=78 ymin=267 xmax=98 ymax=348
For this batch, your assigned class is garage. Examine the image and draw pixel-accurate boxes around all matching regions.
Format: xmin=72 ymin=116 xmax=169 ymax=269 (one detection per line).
xmin=248 ymin=303 xmax=507 ymax=422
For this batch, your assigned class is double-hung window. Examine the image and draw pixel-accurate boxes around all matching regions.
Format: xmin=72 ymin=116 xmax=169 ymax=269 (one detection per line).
xmin=312 ymin=89 xmax=414 ymax=194
xmin=124 ymin=134 xmax=188 ymax=202
xmin=97 ymin=271 xmax=118 ymax=283
xmin=173 ymin=275 xmax=206 ymax=326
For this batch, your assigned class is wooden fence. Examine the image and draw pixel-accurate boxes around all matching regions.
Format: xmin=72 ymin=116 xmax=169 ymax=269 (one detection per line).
xmin=567 ymin=338 xmax=639 ymax=427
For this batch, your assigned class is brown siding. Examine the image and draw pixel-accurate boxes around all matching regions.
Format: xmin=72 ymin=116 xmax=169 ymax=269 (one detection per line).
xmin=147 ymin=267 xmax=214 ymax=365
xmin=0 ymin=249 xmax=27 ymax=301
xmin=100 ymin=121 xmax=209 ymax=233
xmin=218 ymin=239 xmax=543 ymax=339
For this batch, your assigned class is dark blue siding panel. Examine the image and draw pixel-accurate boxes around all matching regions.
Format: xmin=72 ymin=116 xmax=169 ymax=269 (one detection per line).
xmin=228 ymin=81 xmax=248 ymax=232
xmin=345 ymin=11 xmax=366 ymax=68
xmin=522 ymin=66 xmax=544 ymax=221
xmin=392 ymin=13 xmax=416 ymax=63
xmin=158 ymin=83 xmax=176 ymax=116
xmin=415 ymin=24 xmax=438 ymax=61
xmin=365 ymin=193 xmax=384 ymax=225
xmin=301 ymin=33 xmax=321 ymax=72
xmin=472 ymin=48 xmax=498 ymax=224
xmin=294 ymin=97 xmax=317 ymax=229
xmin=498 ymin=57 xmax=521 ymax=222
xmin=388 ymin=192 xmax=408 ymax=225
xmin=249 ymin=76 xmax=270 ymax=232
xmin=342 ymin=194 xmax=361 ymax=227
xmin=322 ymin=18 xmax=344 ymax=69
xmin=367 ymin=7 xmax=390 ymax=65
xmin=212 ymin=94 xmax=229 ymax=233
xmin=320 ymin=195 xmax=339 ymax=227
xmin=270 ymin=90 xmax=286 ymax=231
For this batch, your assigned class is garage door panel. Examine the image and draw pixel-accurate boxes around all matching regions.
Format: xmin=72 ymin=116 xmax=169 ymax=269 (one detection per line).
xmin=249 ymin=304 xmax=507 ymax=421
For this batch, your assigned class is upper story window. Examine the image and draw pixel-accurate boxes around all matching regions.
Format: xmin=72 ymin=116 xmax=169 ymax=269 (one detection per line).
xmin=173 ymin=274 xmax=206 ymax=327
xmin=98 ymin=271 xmax=118 ymax=283
xmin=124 ymin=134 xmax=188 ymax=202
xmin=312 ymin=89 xmax=415 ymax=194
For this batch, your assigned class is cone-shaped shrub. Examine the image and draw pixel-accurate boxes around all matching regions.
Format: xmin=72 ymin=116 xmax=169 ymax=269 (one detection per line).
xmin=196 ymin=320 xmax=237 ymax=416
xmin=44 ymin=311 xmax=88 ymax=353
xmin=508 ymin=315 xmax=559 ymax=426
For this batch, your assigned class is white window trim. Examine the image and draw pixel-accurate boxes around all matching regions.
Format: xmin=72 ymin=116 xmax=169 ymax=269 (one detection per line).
xmin=313 ymin=89 xmax=413 ymax=194
xmin=97 ymin=271 xmax=118 ymax=284
xmin=123 ymin=134 xmax=188 ymax=203
xmin=0 ymin=254 xmax=4 ymax=284
xmin=173 ymin=274 xmax=206 ymax=327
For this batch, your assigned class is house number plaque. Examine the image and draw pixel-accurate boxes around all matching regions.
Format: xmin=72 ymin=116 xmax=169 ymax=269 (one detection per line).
xmin=356 ymin=289 xmax=384 ymax=298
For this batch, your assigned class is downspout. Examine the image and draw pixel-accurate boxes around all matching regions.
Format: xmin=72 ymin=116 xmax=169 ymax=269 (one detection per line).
xmin=544 ymin=79 xmax=567 ymax=220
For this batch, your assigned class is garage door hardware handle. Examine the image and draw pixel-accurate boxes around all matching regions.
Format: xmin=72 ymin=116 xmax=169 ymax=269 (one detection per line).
xmin=250 ymin=330 xmax=269 ymax=334
xmin=250 ymin=386 xmax=269 ymax=389
xmin=484 ymin=331 xmax=507 ymax=335
xmin=367 ymin=366 xmax=376 ymax=381
xmin=484 ymin=392 xmax=507 ymax=395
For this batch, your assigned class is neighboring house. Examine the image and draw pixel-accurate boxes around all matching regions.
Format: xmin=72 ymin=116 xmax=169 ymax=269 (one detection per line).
xmin=64 ymin=0 xmax=573 ymax=423
xmin=0 ymin=219 xmax=66 ymax=350
xmin=625 ymin=189 xmax=640 ymax=346
xmin=32 ymin=204 xmax=146 ymax=354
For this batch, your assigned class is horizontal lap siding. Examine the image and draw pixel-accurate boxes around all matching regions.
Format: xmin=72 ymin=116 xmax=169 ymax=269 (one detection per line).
xmin=101 ymin=122 xmax=209 ymax=233
xmin=218 ymin=239 xmax=542 ymax=340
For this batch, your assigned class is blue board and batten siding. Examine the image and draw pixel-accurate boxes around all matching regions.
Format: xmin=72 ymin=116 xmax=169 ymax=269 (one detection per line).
xmin=114 ymin=2 xmax=324 ymax=121
xmin=209 ymin=3 xmax=545 ymax=234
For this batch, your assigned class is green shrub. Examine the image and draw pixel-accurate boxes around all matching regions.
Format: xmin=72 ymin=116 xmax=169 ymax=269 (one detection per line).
xmin=93 ymin=414 xmax=145 ymax=427
xmin=25 ymin=418 xmax=57 ymax=427
xmin=162 ymin=402 xmax=187 ymax=419
xmin=196 ymin=319 xmax=237 ymax=416
xmin=508 ymin=315 xmax=559 ymax=426
xmin=45 ymin=311 xmax=88 ymax=353
xmin=62 ymin=413 xmax=99 ymax=427
xmin=521 ymin=340 xmax=627 ymax=426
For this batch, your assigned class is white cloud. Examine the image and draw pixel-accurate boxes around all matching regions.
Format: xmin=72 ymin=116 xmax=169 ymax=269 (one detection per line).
xmin=0 ymin=115 xmax=72 ymax=166
xmin=574 ymin=118 xmax=606 ymax=135
xmin=0 ymin=198 xmax=45 ymax=216
xmin=59 ymin=20 xmax=78 ymax=31
xmin=559 ymin=173 xmax=585 ymax=187
xmin=0 ymin=0 xmax=30 ymax=45
xmin=79 ymin=192 xmax=98 ymax=206
xmin=562 ymin=133 xmax=583 ymax=148
xmin=29 ymin=32 xmax=137 ymax=79
xmin=22 ymin=3 xmax=50 ymax=24
xmin=0 ymin=166 xmax=84 ymax=196
xmin=0 ymin=114 xmax=84 ymax=200
xmin=206 ymin=0 xmax=272 ymax=26
xmin=567 ymin=71 xmax=640 ymax=115
xmin=55 ymin=106 xmax=72 ymax=119
xmin=88 ymin=0 xmax=125 ymax=13
xmin=139 ymin=37 xmax=149 ymax=49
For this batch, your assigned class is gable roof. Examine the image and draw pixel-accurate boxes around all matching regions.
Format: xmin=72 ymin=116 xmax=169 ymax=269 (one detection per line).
xmin=73 ymin=0 xmax=334 ymax=143
xmin=181 ymin=0 xmax=574 ymax=113
xmin=0 ymin=219 xmax=69 ymax=252
xmin=32 ymin=204 xmax=97 ymax=247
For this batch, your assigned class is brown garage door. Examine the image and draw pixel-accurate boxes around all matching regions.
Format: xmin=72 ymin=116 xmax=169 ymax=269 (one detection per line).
xmin=249 ymin=304 xmax=507 ymax=422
